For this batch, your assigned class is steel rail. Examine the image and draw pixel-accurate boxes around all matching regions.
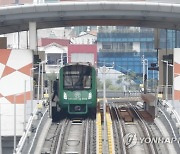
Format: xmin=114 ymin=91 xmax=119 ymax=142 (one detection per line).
xmin=147 ymin=120 xmax=167 ymax=153
xmin=81 ymin=119 xmax=88 ymax=154
xmin=110 ymin=104 xmax=126 ymax=154
xmin=55 ymin=118 xmax=69 ymax=154
xmin=109 ymin=106 xmax=121 ymax=154
xmin=129 ymin=103 xmax=156 ymax=154
xmin=56 ymin=118 xmax=91 ymax=154
xmin=42 ymin=122 xmax=63 ymax=153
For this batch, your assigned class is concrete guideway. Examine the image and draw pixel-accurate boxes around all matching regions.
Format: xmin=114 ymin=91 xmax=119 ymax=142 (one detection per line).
xmin=1 ymin=1 xmax=180 ymax=34
xmin=13 ymin=99 xmax=180 ymax=154
xmin=99 ymin=101 xmax=180 ymax=154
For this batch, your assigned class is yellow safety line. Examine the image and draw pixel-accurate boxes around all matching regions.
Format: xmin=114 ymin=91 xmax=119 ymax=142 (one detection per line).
xmin=96 ymin=103 xmax=102 ymax=154
xmin=106 ymin=107 xmax=115 ymax=154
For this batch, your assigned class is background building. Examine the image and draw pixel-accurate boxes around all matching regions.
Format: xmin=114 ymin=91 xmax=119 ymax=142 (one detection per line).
xmin=97 ymin=27 xmax=157 ymax=85
xmin=68 ymin=44 xmax=97 ymax=65
xmin=39 ymin=38 xmax=70 ymax=73
xmin=96 ymin=27 xmax=180 ymax=86
xmin=71 ymin=31 xmax=97 ymax=44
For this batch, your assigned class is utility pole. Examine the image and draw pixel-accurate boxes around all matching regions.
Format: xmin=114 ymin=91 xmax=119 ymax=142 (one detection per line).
xmin=41 ymin=62 xmax=44 ymax=99
xmin=142 ymin=55 xmax=145 ymax=86
xmin=166 ymin=61 xmax=168 ymax=102
xmin=57 ymin=55 xmax=64 ymax=79
xmin=161 ymin=60 xmax=174 ymax=104
xmin=161 ymin=60 xmax=168 ymax=102
xmin=142 ymin=55 xmax=148 ymax=93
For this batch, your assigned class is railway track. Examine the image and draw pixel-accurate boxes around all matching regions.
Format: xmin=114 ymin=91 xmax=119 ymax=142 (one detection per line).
xmin=129 ymin=104 xmax=157 ymax=154
xmin=109 ymin=105 xmax=126 ymax=154
xmin=40 ymin=101 xmax=179 ymax=154
xmin=41 ymin=116 xmax=96 ymax=154
xmin=109 ymin=103 xmax=163 ymax=154
xmin=41 ymin=119 xmax=67 ymax=154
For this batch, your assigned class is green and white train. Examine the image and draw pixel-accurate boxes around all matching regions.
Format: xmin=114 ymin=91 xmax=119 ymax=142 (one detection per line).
xmin=52 ymin=62 xmax=97 ymax=120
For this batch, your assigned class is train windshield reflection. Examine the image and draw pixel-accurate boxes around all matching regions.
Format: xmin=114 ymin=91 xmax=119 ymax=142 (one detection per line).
xmin=63 ymin=65 xmax=92 ymax=90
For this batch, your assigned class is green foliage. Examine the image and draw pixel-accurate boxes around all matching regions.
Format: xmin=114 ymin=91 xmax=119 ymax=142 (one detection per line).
xmin=116 ymin=74 xmax=125 ymax=84
xmin=129 ymin=71 xmax=136 ymax=80
xmin=105 ymin=79 xmax=112 ymax=89
xmin=97 ymin=77 xmax=124 ymax=91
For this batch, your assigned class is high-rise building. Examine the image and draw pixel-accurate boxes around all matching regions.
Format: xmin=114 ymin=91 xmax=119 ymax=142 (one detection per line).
xmin=97 ymin=27 xmax=180 ymax=85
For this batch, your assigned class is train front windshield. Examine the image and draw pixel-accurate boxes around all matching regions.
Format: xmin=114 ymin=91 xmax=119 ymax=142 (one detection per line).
xmin=63 ymin=65 xmax=92 ymax=90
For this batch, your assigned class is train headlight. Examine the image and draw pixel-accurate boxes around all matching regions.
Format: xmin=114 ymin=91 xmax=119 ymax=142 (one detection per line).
xmin=64 ymin=92 xmax=67 ymax=100
xmin=88 ymin=92 xmax=92 ymax=99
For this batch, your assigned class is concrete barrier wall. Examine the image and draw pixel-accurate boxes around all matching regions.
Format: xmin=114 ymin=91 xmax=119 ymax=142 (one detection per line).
xmin=147 ymin=106 xmax=155 ymax=119
xmin=0 ymin=49 xmax=33 ymax=136
xmin=141 ymin=93 xmax=156 ymax=119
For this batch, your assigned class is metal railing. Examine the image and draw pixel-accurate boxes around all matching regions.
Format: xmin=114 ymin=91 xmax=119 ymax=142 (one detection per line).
xmin=14 ymin=111 xmax=37 ymax=154
xmin=97 ymin=90 xmax=141 ymax=98
xmin=158 ymin=100 xmax=180 ymax=147
xmin=15 ymin=106 xmax=48 ymax=154
xmin=156 ymin=85 xmax=180 ymax=136
xmin=157 ymin=85 xmax=173 ymax=100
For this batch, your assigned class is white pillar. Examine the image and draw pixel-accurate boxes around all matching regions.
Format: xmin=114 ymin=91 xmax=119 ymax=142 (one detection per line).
xmin=29 ymin=22 xmax=37 ymax=52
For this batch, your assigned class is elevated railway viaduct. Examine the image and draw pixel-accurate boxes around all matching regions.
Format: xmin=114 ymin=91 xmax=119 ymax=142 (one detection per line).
xmin=1 ymin=1 xmax=180 ymax=35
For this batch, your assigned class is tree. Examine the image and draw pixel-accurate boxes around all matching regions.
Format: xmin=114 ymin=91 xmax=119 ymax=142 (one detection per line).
xmin=106 ymin=79 xmax=113 ymax=89
xmin=116 ymin=74 xmax=125 ymax=84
